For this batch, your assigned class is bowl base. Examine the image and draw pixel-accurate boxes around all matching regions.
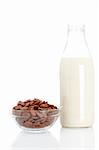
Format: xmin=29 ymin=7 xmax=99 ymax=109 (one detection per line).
xmin=20 ymin=126 xmax=51 ymax=133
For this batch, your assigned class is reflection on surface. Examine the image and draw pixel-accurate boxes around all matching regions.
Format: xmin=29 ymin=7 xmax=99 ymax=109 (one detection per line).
xmin=12 ymin=130 xmax=59 ymax=150
xmin=11 ymin=128 xmax=95 ymax=150
xmin=60 ymin=128 xmax=94 ymax=149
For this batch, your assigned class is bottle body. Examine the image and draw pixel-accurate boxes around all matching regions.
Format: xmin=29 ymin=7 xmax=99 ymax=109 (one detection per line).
xmin=60 ymin=25 xmax=94 ymax=127
xmin=60 ymin=57 xmax=94 ymax=127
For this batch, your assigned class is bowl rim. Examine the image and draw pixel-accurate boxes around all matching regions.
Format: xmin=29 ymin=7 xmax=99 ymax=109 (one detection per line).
xmin=12 ymin=106 xmax=61 ymax=117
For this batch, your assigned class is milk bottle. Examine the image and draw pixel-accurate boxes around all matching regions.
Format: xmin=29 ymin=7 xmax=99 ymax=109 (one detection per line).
xmin=60 ymin=25 xmax=94 ymax=127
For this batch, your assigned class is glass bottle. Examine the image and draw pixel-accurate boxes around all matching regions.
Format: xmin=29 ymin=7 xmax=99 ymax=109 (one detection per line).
xmin=60 ymin=25 xmax=94 ymax=127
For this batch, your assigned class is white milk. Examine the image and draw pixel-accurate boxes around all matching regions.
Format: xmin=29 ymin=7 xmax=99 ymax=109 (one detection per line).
xmin=60 ymin=57 xmax=94 ymax=127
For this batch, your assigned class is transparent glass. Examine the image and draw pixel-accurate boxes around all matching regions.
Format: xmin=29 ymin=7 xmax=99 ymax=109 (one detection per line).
xmin=12 ymin=108 xmax=60 ymax=132
xmin=60 ymin=25 xmax=94 ymax=127
xmin=62 ymin=25 xmax=91 ymax=58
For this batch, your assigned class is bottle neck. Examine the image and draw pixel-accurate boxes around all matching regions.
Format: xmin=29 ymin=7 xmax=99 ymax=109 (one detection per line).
xmin=68 ymin=30 xmax=85 ymax=46
xmin=63 ymin=26 xmax=91 ymax=58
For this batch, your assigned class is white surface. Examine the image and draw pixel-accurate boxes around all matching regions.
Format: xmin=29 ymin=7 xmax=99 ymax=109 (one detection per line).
xmin=0 ymin=0 xmax=98 ymax=149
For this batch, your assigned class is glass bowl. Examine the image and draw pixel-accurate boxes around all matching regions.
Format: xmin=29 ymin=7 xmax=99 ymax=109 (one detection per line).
xmin=12 ymin=108 xmax=59 ymax=132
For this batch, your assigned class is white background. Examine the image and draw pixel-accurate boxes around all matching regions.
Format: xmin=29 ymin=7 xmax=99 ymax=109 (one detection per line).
xmin=0 ymin=0 xmax=98 ymax=149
